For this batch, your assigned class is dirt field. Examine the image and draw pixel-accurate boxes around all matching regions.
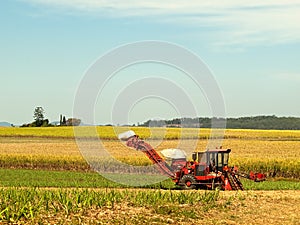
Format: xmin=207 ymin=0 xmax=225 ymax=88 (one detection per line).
xmin=78 ymin=190 xmax=300 ymax=225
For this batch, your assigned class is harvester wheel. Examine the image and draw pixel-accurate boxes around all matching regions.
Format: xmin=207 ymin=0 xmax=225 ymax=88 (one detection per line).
xmin=180 ymin=174 xmax=197 ymax=190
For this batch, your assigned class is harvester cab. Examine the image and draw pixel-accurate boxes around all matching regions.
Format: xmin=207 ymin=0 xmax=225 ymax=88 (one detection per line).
xmin=194 ymin=149 xmax=231 ymax=174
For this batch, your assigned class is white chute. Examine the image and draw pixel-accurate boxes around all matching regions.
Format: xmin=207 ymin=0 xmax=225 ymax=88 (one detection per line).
xmin=118 ymin=130 xmax=136 ymax=141
xmin=161 ymin=148 xmax=187 ymax=159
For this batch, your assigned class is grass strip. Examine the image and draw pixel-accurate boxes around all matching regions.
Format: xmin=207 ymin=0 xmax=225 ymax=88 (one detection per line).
xmin=0 ymin=169 xmax=299 ymax=190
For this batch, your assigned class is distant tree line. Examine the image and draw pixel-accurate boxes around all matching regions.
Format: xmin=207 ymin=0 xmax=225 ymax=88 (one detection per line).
xmin=21 ymin=107 xmax=81 ymax=127
xmin=139 ymin=115 xmax=300 ymax=130
xmin=21 ymin=107 xmax=52 ymax=127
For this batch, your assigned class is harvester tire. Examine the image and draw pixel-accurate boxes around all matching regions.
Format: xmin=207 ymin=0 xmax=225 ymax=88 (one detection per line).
xmin=180 ymin=174 xmax=197 ymax=190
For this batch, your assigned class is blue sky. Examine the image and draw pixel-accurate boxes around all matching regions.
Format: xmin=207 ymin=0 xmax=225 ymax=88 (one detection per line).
xmin=1 ymin=0 xmax=300 ymax=125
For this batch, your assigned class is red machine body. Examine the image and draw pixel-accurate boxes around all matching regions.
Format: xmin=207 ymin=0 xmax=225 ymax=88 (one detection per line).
xmin=119 ymin=131 xmax=266 ymax=190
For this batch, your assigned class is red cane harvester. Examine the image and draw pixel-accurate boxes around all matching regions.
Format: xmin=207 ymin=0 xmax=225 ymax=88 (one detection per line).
xmin=119 ymin=131 xmax=265 ymax=190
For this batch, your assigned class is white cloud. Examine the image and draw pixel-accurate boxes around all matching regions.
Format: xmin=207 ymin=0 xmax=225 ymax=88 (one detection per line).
xmin=25 ymin=0 xmax=299 ymax=12
xmin=25 ymin=0 xmax=300 ymax=47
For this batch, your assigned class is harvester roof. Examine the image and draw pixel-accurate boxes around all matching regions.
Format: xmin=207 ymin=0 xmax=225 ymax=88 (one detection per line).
xmin=204 ymin=149 xmax=231 ymax=153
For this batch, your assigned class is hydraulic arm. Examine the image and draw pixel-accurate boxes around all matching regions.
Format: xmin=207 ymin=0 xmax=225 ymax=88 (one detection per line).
xmin=119 ymin=131 xmax=175 ymax=178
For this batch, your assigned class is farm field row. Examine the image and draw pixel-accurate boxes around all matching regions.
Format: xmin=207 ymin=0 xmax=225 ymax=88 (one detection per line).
xmin=0 ymin=169 xmax=299 ymax=190
xmin=1 ymin=136 xmax=299 ymax=160
xmin=1 ymin=126 xmax=300 ymax=140
xmin=0 ymin=187 xmax=299 ymax=224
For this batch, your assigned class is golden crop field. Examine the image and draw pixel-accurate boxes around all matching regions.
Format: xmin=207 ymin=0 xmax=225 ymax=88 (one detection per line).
xmin=0 ymin=126 xmax=299 ymax=178
xmin=1 ymin=126 xmax=300 ymax=139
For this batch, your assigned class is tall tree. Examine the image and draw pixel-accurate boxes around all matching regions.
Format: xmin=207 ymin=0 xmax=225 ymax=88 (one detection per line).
xmin=33 ymin=107 xmax=45 ymax=127
xmin=62 ymin=116 xmax=66 ymax=125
